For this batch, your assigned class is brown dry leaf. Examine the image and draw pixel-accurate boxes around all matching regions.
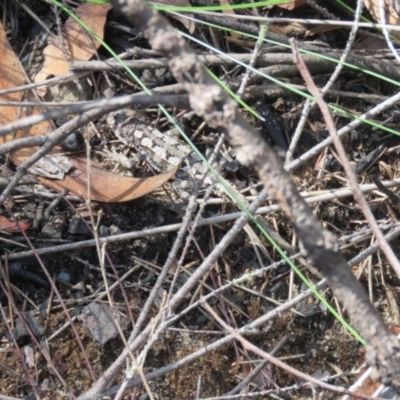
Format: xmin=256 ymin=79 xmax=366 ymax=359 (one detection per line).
xmin=0 ymin=216 xmax=30 ymax=233
xmin=38 ymin=156 xmax=179 ymax=202
xmin=276 ymin=0 xmax=307 ymax=10
xmin=0 ymin=22 xmax=32 ymax=137
xmin=0 ymin=22 xmax=53 ymax=152
xmin=356 ymin=375 xmax=380 ymax=396
xmin=0 ymin=22 xmax=177 ymax=203
xmin=354 ymin=35 xmax=387 ymax=50
xmin=219 ymin=0 xmax=240 ymax=39
xmin=389 ymin=325 xmax=400 ymax=335
xmin=314 ymin=151 xmax=325 ymax=171
xmin=154 ymin=0 xmax=195 ymax=33
xmin=378 ymin=160 xmax=394 ymax=178
xmin=364 ymin=0 xmax=400 ymax=39
xmin=305 ymin=24 xmax=342 ymax=36
xmin=34 ymin=3 xmax=111 ymax=90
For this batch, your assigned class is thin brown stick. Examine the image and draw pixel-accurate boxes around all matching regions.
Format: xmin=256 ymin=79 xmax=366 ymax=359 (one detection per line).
xmin=290 ymin=39 xmax=400 ymax=279
xmin=201 ymin=301 xmax=374 ymax=399
xmin=99 ymin=218 xmax=400 ymax=398
xmin=78 ymin=221 xmax=400 ymax=398
xmin=0 ymin=93 xmax=189 ymax=138
xmin=287 ymin=89 xmax=400 ymax=172
xmin=70 ymin=50 xmax=400 ymax=82
xmin=3 ymin=180 xmax=400 ymax=265
xmin=109 ymin=0 xmax=400 ymax=390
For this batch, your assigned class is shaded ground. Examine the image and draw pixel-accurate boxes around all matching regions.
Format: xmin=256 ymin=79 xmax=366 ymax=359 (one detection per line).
xmin=1 ymin=0 xmax=400 ymax=399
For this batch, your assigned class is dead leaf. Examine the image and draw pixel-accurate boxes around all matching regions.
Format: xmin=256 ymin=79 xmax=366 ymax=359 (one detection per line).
xmin=356 ymin=375 xmax=380 ymax=396
xmin=354 ymin=35 xmax=387 ymax=50
xmin=0 ymin=22 xmax=179 ymax=202
xmin=314 ymin=151 xmax=325 ymax=171
xmin=389 ymin=325 xmax=400 ymax=335
xmin=38 ymin=156 xmax=179 ymax=202
xmin=219 ymin=0 xmax=240 ymax=39
xmin=0 ymin=216 xmax=30 ymax=233
xmin=276 ymin=0 xmax=307 ymax=10
xmin=149 ymin=0 xmax=195 ymax=33
xmin=364 ymin=0 xmax=400 ymax=39
xmin=305 ymin=24 xmax=341 ymax=36
xmin=34 ymin=3 xmax=111 ymax=91
xmin=0 ymin=22 xmax=31 ymax=133
xmin=378 ymin=160 xmax=394 ymax=178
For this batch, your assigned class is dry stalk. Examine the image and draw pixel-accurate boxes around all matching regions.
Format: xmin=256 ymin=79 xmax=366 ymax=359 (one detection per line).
xmin=290 ymin=40 xmax=400 ymax=278
xmin=109 ymin=0 xmax=400 ymax=389
xmin=201 ymin=301 xmax=380 ymax=399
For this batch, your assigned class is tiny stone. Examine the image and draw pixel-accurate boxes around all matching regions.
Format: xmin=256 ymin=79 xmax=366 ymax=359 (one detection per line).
xmin=59 ymin=132 xmax=85 ymax=152
xmin=68 ymin=218 xmax=90 ymax=236
xmin=7 ymin=311 xmax=44 ymax=345
xmin=103 ymin=87 xmax=115 ymax=98
xmin=379 ymin=386 xmax=398 ymax=399
xmin=79 ymin=302 xmax=129 ymax=345
xmin=223 ymin=160 xmax=240 ymax=173
xmin=42 ymin=221 xmax=64 ymax=239
xmin=57 ymin=271 xmax=71 ymax=282
xmin=71 ymin=281 xmax=86 ymax=292
xmin=99 ymin=225 xmax=110 ymax=237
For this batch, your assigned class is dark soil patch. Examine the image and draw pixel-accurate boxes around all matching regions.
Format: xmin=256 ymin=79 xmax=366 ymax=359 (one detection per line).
xmin=1 ymin=0 xmax=400 ymax=399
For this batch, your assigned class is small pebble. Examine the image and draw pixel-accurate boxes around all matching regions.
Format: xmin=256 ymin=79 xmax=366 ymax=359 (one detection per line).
xmin=57 ymin=271 xmax=71 ymax=282
xmin=59 ymin=132 xmax=85 ymax=152
xmin=223 ymin=160 xmax=239 ymax=173
xmin=68 ymin=218 xmax=90 ymax=236
xmin=99 ymin=225 xmax=110 ymax=237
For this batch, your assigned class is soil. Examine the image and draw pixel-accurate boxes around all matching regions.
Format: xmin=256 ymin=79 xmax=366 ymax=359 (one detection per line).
xmin=1 ymin=0 xmax=400 ymax=399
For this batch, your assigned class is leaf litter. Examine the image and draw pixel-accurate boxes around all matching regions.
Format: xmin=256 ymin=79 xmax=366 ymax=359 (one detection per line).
xmin=2 ymin=1 xmax=400 ymax=399
xmin=0 ymin=15 xmax=178 ymax=203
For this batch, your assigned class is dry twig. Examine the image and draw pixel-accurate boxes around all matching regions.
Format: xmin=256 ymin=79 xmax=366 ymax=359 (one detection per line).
xmin=107 ymin=0 xmax=400 ymax=391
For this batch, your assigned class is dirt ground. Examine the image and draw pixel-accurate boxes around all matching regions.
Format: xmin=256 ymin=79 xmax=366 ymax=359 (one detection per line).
xmin=1 ymin=0 xmax=400 ymax=399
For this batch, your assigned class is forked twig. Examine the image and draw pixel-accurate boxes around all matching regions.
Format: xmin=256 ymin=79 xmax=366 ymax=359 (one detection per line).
xmin=290 ymin=39 xmax=400 ymax=279
xmin=106 ymin=0 xmax=400 ymax=391
xmin=95 ymin=219 xmax=400 ymax=396
xmin=201 ymin=300 xmax=379 ymax=399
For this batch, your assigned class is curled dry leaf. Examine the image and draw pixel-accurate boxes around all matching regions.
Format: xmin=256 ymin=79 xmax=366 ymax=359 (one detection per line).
xmin=276 ymin=0 xmax=307 ymax=10
xmin=0 ymin=22 xmax=178 ymax=202
xmin=38 ymin=156 xmax=179 ymax=203
xmin=364 ymin=0 xmax=400 ymax=39
xmin=0 ymin=216 xmax=30 ymax=233
xmin=219 ymin=0 xmax=240 ymax=39
xmin=34 ymin=3 xmax=112 ymax=94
